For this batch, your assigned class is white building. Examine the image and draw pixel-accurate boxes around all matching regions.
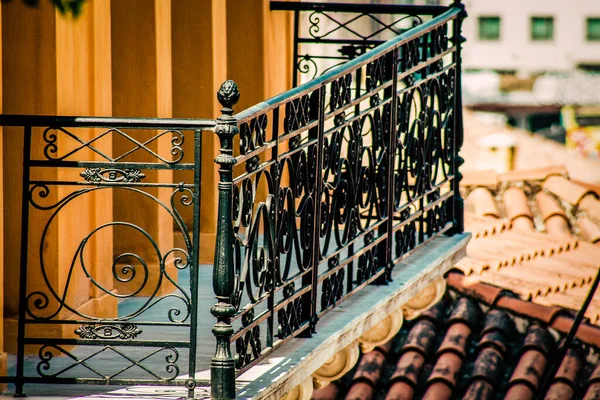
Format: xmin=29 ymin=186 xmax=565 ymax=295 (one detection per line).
xmin=460 ymin=0 xmax=600 ymax=74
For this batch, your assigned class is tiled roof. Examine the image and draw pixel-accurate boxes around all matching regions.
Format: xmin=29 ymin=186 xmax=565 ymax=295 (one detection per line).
xmin=459 ymin=166 xmax=600 ymax=323
xmin=306 ymin=166 xmax=600 ymax=400
xmin=312 ymin=282 xmax=600 ymax=400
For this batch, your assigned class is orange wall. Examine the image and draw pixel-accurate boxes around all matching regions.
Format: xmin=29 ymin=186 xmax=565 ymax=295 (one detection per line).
xmin=0 ymin=0 xmax=295 ymax=353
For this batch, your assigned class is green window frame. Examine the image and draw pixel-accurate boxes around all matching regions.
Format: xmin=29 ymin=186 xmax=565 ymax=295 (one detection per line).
xmin=531 ymin=16 xmax=554 ymax=41
xmin=478 ymin=16 xmax=500 ymax=41
xmin=587 ymin=18 xmax=600 ymax=41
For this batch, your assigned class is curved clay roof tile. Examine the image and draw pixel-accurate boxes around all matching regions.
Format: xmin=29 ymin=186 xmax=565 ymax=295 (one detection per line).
xmin=579 ymin=217 xmax=600 ymax=244
xmin=580 ymin=196 xmax=600 ymax=223
xmin=503 ymin=186 xmax=533 ymax=221
xmin=536 ymin=191 xmax=568 ymax=222
xmin=544 ymin=175 xmax=596 ymax=207
xmin=467 ymin=187 xmax=500 ymax=219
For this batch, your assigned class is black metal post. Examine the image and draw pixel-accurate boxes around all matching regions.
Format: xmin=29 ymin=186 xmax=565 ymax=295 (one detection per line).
xmin=15 ymin=126 xmax=32 ymax=397
xmin=385 ymin=48 xmax=399 ymax=280
xmin=186 ymin=129 xmax=203 ymax=400
xmin=211 ymin=80 xmax=240 ymax=400
xmin=451 ymin=0 xmax=466 ymax=234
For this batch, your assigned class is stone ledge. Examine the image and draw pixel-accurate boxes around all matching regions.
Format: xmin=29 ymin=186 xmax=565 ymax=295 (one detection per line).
xmin=237 ymin=233 xmax=471 ymax=400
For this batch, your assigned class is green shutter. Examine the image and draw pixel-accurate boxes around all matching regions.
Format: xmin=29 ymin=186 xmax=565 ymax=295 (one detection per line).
xmin=587 ymin=18 xmax=600 ymax=41
xmin=531 ymin=17 xmax=554 ymax=41
xmin=479 ymin=17 xmax=500 ymax=41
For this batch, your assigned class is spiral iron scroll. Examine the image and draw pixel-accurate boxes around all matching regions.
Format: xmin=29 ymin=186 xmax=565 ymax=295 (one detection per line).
xmin=26 ymin=184 xmax=194 ymax=324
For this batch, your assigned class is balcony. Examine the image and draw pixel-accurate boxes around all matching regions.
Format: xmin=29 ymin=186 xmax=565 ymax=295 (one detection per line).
xmin=0 ymin=1 xmax=468 ymax=399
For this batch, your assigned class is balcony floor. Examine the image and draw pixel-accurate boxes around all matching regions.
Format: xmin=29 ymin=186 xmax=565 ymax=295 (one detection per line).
xmin=0 ymin=234 xmax=470 ymax=400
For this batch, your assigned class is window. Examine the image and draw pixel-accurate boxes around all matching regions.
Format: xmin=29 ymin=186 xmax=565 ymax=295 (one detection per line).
xmin=478 ymin=17 xmax=500 ymax=41
xmin=531 ymin=17 xmax=554 ymax=41
xmin=587 ymin=18 xmax=600 ymax=41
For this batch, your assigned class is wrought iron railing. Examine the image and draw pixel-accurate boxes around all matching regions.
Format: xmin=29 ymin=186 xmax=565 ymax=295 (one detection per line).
xmin=0 ymin=115 xmax=215 ymax=399
xmin=271 ymin=1 xmax=450 ymax=86
xmin=210 ymin=2 xmax=466 ymax=398
xmin=0 ymin=2 xmax=466 ymax=399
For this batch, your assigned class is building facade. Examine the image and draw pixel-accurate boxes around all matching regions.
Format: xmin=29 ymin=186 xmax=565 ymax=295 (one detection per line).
xmin=461 ymin=0 xmax=600 ymax=74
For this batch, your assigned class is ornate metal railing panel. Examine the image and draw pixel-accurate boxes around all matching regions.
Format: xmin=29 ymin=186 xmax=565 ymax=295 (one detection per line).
xmin=271 ymin=1 xmax=448 ymax=86
xmin=0 ymin=115 xmax=215 ymax=399
xmin=211 ymin=2 xmax=466 ymax=398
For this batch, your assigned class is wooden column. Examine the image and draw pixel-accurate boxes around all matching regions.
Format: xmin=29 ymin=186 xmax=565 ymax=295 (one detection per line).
xmin=172 ymin=0 xmax=294 ymax=264
xmin=110 ymin=0 xmax=176 ymax=295
xmin=2 ymin=0 xmax=115 ymax=353
xmin=171 ymin=0 xmax=227 ymax=264
xmin=226 ymin=0 xmax=295 ymax=109
xmin=0 ymin=2 xmax=6 ymax=381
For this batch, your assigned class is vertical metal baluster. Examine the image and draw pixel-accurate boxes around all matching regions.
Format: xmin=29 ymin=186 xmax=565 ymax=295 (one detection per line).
xmin=304 ymin=86 xmax=325 ymax=333
xmin=451 ymin=1 xmax=466 ymax=234
xmin=212 ymin=80 xmax=240 ymax=400
xmin=268 ymin=107 xmax=280 ymax=349
xmin=15 ymin=125 xmax=32 ymax=397
xmin=385 ymin=49 xmax=399 ymax=280
xmin=186 ymin=129 xmax=203 ymax=399
xmin=348 ymin=67 xmax=362 ymax=293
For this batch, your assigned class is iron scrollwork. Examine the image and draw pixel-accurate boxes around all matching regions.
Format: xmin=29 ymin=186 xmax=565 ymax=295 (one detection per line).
xmin=224 ymin=5 xmax=463 ymax=380
xmin=75 ymin=324 xmax=143 ymax=340
xmin=80 ymin=168 xmax=146 ymax=183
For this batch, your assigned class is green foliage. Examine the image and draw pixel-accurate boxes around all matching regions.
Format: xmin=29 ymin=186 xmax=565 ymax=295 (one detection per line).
xmin=1 ymin=0 xmax=86 ymax=17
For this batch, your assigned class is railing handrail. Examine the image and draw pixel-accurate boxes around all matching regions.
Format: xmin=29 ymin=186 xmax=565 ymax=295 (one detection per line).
xmin=0 ymin=114 xmax=217 ymax=130
xmin=270 ymin=1 xmax=448 ymax=16
xmin=235 ymin=5 xmax=462 ymax=123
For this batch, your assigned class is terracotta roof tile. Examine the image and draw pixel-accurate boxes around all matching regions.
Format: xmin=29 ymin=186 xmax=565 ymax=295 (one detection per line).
xmin=584 ymin=364 xmax=600 ymax=399
xmin=536 ymin=191 xmax=574 ymax=237
xmin=537 ymin=191 xmax=568 ymax=222
xmin=345 ymin=344 xmax=390 ymax=400
xmin=580 ymin=195 xmax=600 ymax=222
xmin=421 ymin=381 xmax=452 ymax=400
xmin=572 ymin=179 xmax=600 ymax=196
xmin=506 ymin=326 xmax=554 ymax=399
xmin=334 ymin=290 xmax=600 ymax=400
xmin=584 ymin=383 xmax=600 ymax=400
xmin=464 ymin=213 xmax=511 ymax=239
xmin=398 ymin=319 xmax=438 ymax=357
xmin=329 ymin=169 xmax=600 ymax=400
xmin=504 ymin=383 xmax=535 ymax=400
xmin=345 ymin=382 xmax=374 ymax=400
xmin=503 ymin=186 xmax=535 ymax=231
xmin=446 ymin=272 xmax=505 ymax=304
xmin=312 ymin=383 xmax=339 ymax=400
xmin=544 ymin=175 xmax=596 ymax=206
xmin=426 ymin=352 xmax=463 ymax=389
xmin=544 ymin=215 xmax=573 ymax=238
xmin=467 ymin=187 xmax=499 ymax=218
xmin=544 ymin=346 xmax=584 ymax=400
xmin=437 ymin=322 xmax=470 ymax=357
xmin=579 ymin=217 xmax=600 ymax=244
xmin=468 ymin=346 xmax=505 ymax=384
xmin=461 ymin=169 xmax=499 ymax=187
xmin=447 ymin=296 xmax=480 ymax=328
xmin=390 ymin=352 xmax=425 ymax=388
xmin=463 ymin=380 xmax=495 ymax=400
xmin=498 ymin=165 xmax=567 ymax=183
xmin=541 ymin=287 xmax=600 ymax=323
xmin=384 ymin=381 xmax=414 ymax=400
